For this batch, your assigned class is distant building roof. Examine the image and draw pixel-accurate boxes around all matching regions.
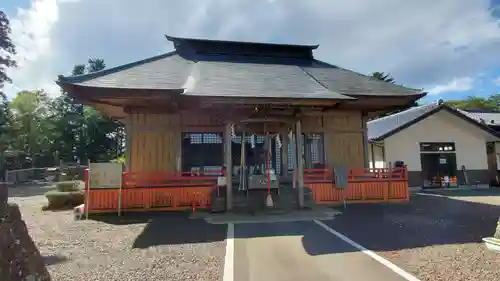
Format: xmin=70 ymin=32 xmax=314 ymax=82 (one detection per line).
xmin=367 ymin=102 xmax=500 ymax=141
xmin=456 ymin=109 xmax=500 ymax=126
xmin=58 ymin=35 xmax=424 ymax=100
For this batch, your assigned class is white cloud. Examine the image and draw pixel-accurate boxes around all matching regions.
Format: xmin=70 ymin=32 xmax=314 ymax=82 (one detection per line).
xmin=428 ymin=77 xmax=475 ymax=95
xmin=4 ymin=0 xmax=500 ymax=99
xmin=493 ymin=76 xmax=500 ymax=86
xmin=5 ymin=0 xmax=60 ymax=98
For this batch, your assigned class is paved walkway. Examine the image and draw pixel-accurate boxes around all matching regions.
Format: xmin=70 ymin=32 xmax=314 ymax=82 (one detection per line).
xmin=229 ymin=220 xmax=415 ymax=281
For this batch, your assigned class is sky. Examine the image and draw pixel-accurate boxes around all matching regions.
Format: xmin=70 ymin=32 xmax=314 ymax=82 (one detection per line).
xmin=2 ymin=0 xmax=500 ymax=104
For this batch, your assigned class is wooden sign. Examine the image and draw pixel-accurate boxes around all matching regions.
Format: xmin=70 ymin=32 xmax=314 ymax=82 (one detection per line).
xmin=88 ymin=163 xmax=123 ymax=189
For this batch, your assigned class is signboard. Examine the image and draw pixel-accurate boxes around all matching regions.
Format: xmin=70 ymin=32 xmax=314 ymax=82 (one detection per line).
xmin=334 ymin=165 xmax=349 ymax=189
xmin=88 ymin=163 xmax=123 ymax=189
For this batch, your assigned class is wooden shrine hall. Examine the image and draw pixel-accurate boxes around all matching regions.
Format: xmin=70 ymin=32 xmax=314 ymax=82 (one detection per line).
xmin=57 ymin=35 xmax=422 ymax=214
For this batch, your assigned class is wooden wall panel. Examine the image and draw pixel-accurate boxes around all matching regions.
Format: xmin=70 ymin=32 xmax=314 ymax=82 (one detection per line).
xmin=126 ymin=108 xmax=366 ymax=172
xmin=301 ymin=116 xmax=323 ymax=132
xmin=129 ymin=112 xmax=181 ymax=173
xmin=323 ymin=111 xmax=365 ymax=168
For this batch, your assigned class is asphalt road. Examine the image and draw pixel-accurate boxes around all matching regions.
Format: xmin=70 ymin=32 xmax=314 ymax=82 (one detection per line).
xmin=232 ymin=220 xmax=410 ymax=281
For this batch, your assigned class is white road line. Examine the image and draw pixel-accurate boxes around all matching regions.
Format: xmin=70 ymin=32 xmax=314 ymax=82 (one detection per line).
xmin=313 ymin=220 xmax=421 ymax=281
xmin=415 ymin=192 xmax=448 ymax=198
xmin=223 ymin=223 xmax=234 ymax=281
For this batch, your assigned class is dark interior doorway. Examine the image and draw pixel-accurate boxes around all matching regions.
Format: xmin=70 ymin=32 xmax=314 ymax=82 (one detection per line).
xmin=420 ymin=142 xmax=457 ymax=188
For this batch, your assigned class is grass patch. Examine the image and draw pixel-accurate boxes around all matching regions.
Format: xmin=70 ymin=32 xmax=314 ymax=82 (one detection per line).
xmin=44 ymin=190 xmax=84 ymax=210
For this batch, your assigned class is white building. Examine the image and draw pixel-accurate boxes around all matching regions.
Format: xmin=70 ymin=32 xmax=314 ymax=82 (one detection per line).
xmin=367 ymin=101 xmax=500 ymax=188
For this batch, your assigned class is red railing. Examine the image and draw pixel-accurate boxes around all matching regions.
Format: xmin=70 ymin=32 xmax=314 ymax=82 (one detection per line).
xmin=348 ymin=167 xmax=407 ymax=182
xmin=84 ymin=167 xmax=409 ymax=214
xmin=295 ymin=167 xmax=408 ymax=183
xmin=122 ymin=170 xmax=222 ymax=188
xmin=299 ymin=167 xmax=409 ymax=204
xmin=84 ymin=170 xmax=222 ymax=214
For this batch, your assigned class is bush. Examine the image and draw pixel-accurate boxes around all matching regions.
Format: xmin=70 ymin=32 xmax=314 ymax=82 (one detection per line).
xmin=112 ymin=156 xmax=126 ymax=164
xmin=44 ymin=190 xmax=84 ymax=210
xmin=56 ymin=181 xmax=77 ymax=192
xmin=55 ymin=181 xmax=84 ymax=192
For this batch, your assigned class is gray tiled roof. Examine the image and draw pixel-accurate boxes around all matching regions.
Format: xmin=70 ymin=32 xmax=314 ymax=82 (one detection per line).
xmin=303 ymin=62 xmax=421 ymax=96
xmin=367 ymin=102 xmax=441 ymax=140
xmin=59 ymin=36 xmax=423 ymax=99
xmin=68 ymin=52 xmax=194 ymax=89
xmin=184 ymin=60 xmax=351 ymax=99
xmin=456 ymin=110 xmax=500 ymax=125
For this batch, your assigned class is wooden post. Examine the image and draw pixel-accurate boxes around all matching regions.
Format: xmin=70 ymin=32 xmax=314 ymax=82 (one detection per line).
xmin=296 ymin=119 xmax=305 ymax=208
xmin=362 ymin=114 xmax=369 ymax=168
xmin=370 ymin=143 xmax=376 ymax=169
xmin=125 ymin=116 xmax=132 ymax=172
xmin=281 ymin=131 xmax=289 ymax=176
xmin=224 ymin=123 xmax=233 ymax=211
xmin=290 ymin=129 xmax=297 ymax=189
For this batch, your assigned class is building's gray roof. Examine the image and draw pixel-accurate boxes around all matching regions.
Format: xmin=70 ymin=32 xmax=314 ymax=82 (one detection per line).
xmin=184 ymin=60 xmax=348 ymax=99
xmin=456 ymin=109 xmax=500 ymax=126
xmin=367 ymin=102 xmax=441 ymax=141
xmin=64 ymin=52 xmax=194 ymax=89
xmin=368 ymin=102 xmax=500 ymax=141
xmin=58 ymin=35 xmax=424 ymax=99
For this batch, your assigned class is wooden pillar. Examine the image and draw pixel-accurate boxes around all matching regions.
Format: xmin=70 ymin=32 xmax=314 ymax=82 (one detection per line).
xmin=381 ymin=144 xmax=386 ymax=168
xmin=125 ymin=116 xmax=132 ymax=172
xmin=224 ymin=123 xmax=233 ymax=211
xmin=362 ymin=114 xmax=369 ymax=168
xmin=296 ymin=119 xmax=305 ymax=208
xmin=281 ymin=131 xmax=289 ymax=176
xmin=370 ymin=143 xmax=376 ymax=169
xmin=291 ymin=130 xmax=297 ymax=189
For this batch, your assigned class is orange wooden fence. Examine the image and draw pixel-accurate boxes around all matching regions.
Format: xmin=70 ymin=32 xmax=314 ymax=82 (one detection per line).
xmin=84 ymin=170 xmax=220 ymax=214
xmin=84 ymin=167 xmax=409 ymax=214
xmin=303 ymin=167 xmax=409 ymax=204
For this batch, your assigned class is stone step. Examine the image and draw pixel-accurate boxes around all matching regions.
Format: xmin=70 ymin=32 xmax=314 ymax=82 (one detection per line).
xmin=210 ymin=187 xmax=317 ymax=213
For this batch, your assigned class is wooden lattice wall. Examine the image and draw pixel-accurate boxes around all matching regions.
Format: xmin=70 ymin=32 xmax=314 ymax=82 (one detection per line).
xmin=126 ymin=109 xmax=366 ymax=173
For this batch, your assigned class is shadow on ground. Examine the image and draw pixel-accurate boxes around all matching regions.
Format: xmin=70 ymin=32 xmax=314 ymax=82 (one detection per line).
xmin=322 ymin=191 xmax=500 ymax=253
xmin=89 ymin=190 xmax=500 ymax=256
xmin=91 ymin=212 xmax=228 ymax=248
xmin=43 ymin=254 xmax=68 ymax=266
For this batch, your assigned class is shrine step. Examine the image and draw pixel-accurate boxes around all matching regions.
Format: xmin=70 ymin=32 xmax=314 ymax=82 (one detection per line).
xmin=210 ymin=187 xmax=316 ymax=213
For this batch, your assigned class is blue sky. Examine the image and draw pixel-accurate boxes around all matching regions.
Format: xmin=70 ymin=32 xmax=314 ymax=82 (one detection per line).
xmin=3 ymin=0 xmax=500 ymax=104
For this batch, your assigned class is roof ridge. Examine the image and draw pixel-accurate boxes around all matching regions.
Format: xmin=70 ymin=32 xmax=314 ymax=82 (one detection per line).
xmin=58 ymin=51 xmax=178 ymax=84
xmin=298 ymin=65 xmax=356 ymax=100
xmin=368 ymin=101 xmax=439 ymax=124
xmin=165 ymin=34 xmax=319 ymax=50
xmin=313 ymin=59 xmax=424 ymax=93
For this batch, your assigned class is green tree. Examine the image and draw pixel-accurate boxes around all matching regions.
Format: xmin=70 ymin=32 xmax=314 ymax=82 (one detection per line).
xmin=445 ymin=96 xmax=498 ymax=110
xmin=0 ymin=11 xmax=16 ymax=96
xmin=370 ymin=72 xmax=418 ymax=119
xmin=54 ymin=58 xmax=122 ymax=164
xmin=9 ymin=90 xmax=55 ymax=166
xmin=0 ymin=11 xmax=16 ymax=178
xmin=372 ymin=72 xmax=395 ymax=84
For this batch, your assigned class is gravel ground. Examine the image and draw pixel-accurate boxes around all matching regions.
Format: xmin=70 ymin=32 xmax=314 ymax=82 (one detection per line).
xmin=324 ymin=190 xmax=500 ymax=281
xmin=9 ymin=187 xmax=227 ymax=281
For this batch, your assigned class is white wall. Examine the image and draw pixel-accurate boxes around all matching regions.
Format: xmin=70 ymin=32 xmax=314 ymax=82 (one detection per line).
xmin=368 ymin=144 xmax=385 ymax=168
xmin=384 ymin=110 xmax=495 ymax=171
